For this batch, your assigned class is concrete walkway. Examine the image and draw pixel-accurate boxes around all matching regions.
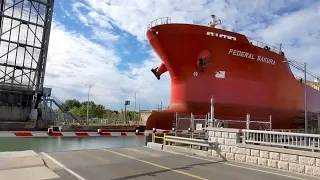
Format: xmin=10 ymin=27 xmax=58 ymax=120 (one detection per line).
xmin=0 ymin=150 xmax=60 ymax=180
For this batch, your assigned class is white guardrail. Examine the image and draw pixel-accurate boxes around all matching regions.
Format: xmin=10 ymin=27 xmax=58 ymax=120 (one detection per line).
xmin=242 ymin=129 xmax=320 ymax=151
xmin=165 ymin=135 xmax=218 ymax=148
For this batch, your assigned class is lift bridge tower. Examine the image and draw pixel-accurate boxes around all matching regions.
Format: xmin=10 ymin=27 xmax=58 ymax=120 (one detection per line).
xmin=0 ymin=0 xmax=54 ymax=126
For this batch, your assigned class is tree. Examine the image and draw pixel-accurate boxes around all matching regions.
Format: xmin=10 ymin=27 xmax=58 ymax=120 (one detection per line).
xmin=93 ymin=104 xmax=105 ymax=119
xmin=60 ymin=99 xmax=142 ymax=122
xmin=61 ymin=99 xmax=81 ymax=111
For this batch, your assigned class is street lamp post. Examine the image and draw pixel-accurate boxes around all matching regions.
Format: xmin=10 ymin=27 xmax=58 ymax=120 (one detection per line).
xmin=86 ymin=84 xmax=93 ymax=123
xmin=134 ymin=88 xmax=140 ymax=121
xmin=134 ymin=88 xmax=140 ymax=112
xmin=134 ymin=91 xmax=137 ymax=112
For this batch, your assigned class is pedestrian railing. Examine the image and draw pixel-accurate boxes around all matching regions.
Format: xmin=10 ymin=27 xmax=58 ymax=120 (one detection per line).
xmin=165 ymin=135 xmax=218 ymax=148
xmin=242 ymin=129 xmax=320 ymax=151
xmin=152 ymin=132 xmax=217 ymax=149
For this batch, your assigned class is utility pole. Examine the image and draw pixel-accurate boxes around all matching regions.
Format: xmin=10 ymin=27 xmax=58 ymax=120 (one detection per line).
xmin=86 ymin=84 xmax=93 ymax=123
xmin=134 ymin=88 xmax=140 ymax=112
xmin=138 ymin=103 xmax=141 ymax=121
xmin=304 ymin=62 xmax=308 ymax=134
xmin=134 ymin=92 xmax=136 ymax=112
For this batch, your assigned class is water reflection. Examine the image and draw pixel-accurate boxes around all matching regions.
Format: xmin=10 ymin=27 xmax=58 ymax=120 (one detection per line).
xmin=0 ymin=136 xmax=146 ymax=152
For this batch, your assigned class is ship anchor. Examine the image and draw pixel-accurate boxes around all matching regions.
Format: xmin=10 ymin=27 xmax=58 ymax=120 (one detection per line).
xmin=151 ymin=67 xmax=161 ymax=80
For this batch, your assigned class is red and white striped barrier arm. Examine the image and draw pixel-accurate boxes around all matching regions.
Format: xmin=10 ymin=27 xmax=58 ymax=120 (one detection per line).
xmin=146 ymin=128 xmax=191 ymax=134
xmin=0 ymin=128 xmax=192 ymax=137
xmin=0 ymin=131 xmax=148 ymax=137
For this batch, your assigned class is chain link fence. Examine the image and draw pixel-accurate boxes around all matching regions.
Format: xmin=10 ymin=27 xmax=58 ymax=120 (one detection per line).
xmin=214 ymin=119 xmax=271 ymax=130
xmin=173 ymin=113 xmax=271 ymax=131
xmin=173 ymin=113 xmax=208 ymax=130
xmin=173 ymin=114 xmax=191 ymax=130
xmin=192 ymin=114 xmax=209 ymax=130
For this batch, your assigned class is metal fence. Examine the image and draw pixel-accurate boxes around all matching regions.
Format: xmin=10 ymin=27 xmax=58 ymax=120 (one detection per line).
xmin=173 ymin=113 xmax=208 ymax=131
xmin=242 ymin=129 xmax=320 ymax=151
xmin=214 ymin=119 xmax=271 ymax=130
xmin=174 ymin=113 xmax=190 ymax=130
xmin=173 ymin=113 xmax=271 ymax=131
xmin=213 ymin=113 xmax=271 ymax=130
xmin=192 ymin=114 xmax=208 ymax=130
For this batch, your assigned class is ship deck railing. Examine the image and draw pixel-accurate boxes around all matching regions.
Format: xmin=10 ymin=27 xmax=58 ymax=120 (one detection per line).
xmin=147 ymin=17 xmax=171 ymax=30
xmin=242 ymin=129 xmax=320 ymax=152
xmin=248 ymin=38 xmax=282 ymax=55
xmin=292 ymin=75 xmax=320 ymax=91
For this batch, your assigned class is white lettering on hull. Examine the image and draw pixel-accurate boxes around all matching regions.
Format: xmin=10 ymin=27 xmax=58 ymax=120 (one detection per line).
xmin=207 ymin=32 xmax=236 ymax=41
xmin=228 ymin=49 xmax=276 ymax=65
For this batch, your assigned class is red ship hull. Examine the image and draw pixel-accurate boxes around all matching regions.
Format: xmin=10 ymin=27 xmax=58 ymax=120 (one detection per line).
xmin=146 ymin=22 xmax=320 ymax=130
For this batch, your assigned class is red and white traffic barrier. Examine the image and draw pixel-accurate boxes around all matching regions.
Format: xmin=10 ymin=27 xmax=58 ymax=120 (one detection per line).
xmin=0 ymin=131 xmax=148 ymax=137
xmin=0 ymin=128 xmax=192 ymax=138
xmin=146 ymin=129 xmax=191 ymax=134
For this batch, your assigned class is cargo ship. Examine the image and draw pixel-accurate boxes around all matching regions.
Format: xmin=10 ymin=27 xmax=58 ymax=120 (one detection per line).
xmin=145 ymin=15 xmax=320 ymax=130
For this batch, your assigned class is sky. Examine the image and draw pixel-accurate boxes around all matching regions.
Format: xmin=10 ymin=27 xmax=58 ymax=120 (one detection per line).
xmin=39 ymin=0 xmax=320 ymax=111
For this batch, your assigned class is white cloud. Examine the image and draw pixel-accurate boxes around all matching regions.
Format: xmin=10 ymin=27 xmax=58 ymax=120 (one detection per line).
xmin=91 ymin=28 xmax=120 ymax=42
xmin=76 ymin=1 xmax=320 ymax=70
xmin=45 ymin=21 xmax=169 ymax=110
xmin=16 ymin=0 xmax=320 ymax=110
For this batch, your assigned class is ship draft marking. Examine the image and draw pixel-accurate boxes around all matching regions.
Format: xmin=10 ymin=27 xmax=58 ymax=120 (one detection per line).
xmin=228 ymin=49 xmax=276 ymax=65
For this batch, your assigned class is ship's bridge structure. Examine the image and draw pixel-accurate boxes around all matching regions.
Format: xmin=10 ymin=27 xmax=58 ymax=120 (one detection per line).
xmin=0 ymin=0 xmax=77 ymax=128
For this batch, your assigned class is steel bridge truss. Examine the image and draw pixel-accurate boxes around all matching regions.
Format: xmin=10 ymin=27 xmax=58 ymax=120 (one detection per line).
xmin=0 ymin=0 xmax=54 ymax=93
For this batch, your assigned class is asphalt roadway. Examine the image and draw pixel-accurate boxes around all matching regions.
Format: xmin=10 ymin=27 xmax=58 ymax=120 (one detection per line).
xmin=40 ymin=147 xmax=319 ymax=180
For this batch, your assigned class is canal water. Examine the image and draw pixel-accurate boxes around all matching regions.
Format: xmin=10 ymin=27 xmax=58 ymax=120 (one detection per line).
xmin=0 ymin=136 xmax=147 ymax=152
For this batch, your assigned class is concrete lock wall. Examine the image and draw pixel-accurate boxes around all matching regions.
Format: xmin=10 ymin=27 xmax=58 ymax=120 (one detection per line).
xmin=206 ymin=127 xmax=320 ymax=177
xmin=0 ymin=106 xmax=31 ymax=121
